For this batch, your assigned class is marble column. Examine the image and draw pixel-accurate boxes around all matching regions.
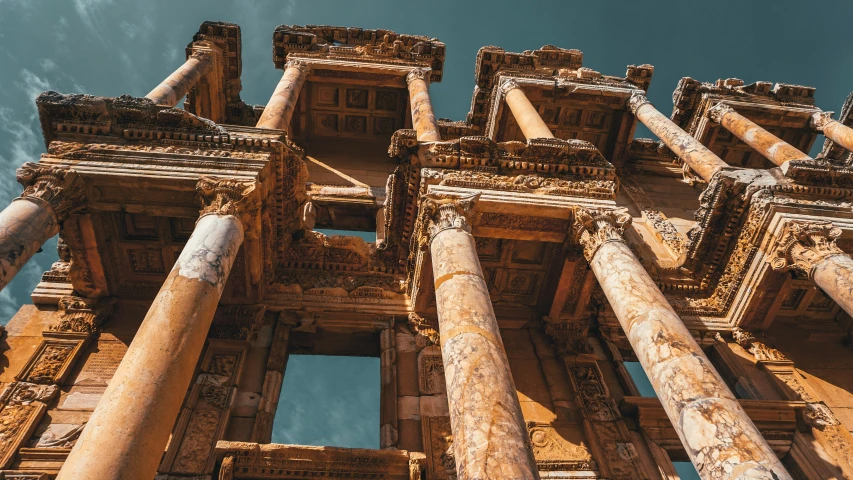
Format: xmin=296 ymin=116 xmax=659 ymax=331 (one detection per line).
xmin=811 ymin=111 xmax=853 ymax=153
xmin=772 ymin=220 xmax=853 ymax=317
xmin=628 ymin=93 xmax=728 ymax=182
xmin=255 ymin=59 xmax=311 ymax=131
xmin=406 ymin=69 xmax=441 ymax=142
xmin=57 ymin=178 xmax=258 ymax=480
xmin=708 ymin=103 xmax=811 ymax=166
xmin=574 ymin=208 xmax=792 ymax=480
xmin=501 ymin=79 xmax=554 ymax=140
xmin=0 ymin=163 xmax=85 ymax=292
xmin=425 ymin=193 xmax=539 ymax=480
xmin=146 ymin=49 xmax=216 ymax=107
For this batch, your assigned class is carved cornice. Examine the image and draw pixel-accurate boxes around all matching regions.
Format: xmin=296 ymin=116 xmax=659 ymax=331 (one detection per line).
xmin=771 ymin=221 xmax=845 ymax=278
xmin=196 ymin=176 xmax=260 ymax=220
xmin=572 ymin=208 xmax=631 ymax=262
xmin=16 ymin=163 xmax=86 ymax=222
xmin=406 ymin=68 xmax=430 ymax=85
xmin=810 ymin=111 xmax=834 ymax=131
xmin=626 ymin=92 xmax=650 ymax=115
xmin=50 ymin=296 xmax=115 ymax=334
xmin=421 ymin=193 xmax=480 ymax=242
xmin=706 ymin=103 xmax=735 ymax=124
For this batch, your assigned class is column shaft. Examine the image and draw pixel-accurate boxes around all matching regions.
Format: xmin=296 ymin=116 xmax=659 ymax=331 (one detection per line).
xmin=502 ymin=80 xmax=554 ymax=140
xmin=256 ymin=61 xmax=310 ymax=131
xmin=57 ymin=213 xmax=244 ymax=480
xmin=577 ymin=210 xmax=791 ymax=480
xmin=0 ymin=198 xmax=58 ymax=291
xmin=812 ymin=254 xmax=853 ymax=317
xmin=428 ymin=197 xmax=539 ymax=480
xmin=629 ymin=94 xmax=728 ymax=182
xmin=812 ymin=112 xmax=853 ymax=153
xmin=709 ymin=103 xmax=811 ymax=166
xmin=146 ymin=52 xmax=215 ymax=107
xmin=406 ymin=70 xmax=441 ymax=142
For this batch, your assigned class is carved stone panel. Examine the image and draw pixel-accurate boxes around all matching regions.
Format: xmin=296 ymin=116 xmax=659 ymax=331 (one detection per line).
xmin=16 ymin=339 xmax=87 ymax=385
xmin=527 ymin=422 xmax=595 ymax=472
xmin=418 ymin=346 xmax=446 ymax=395
xmin=421 ymin=415 xmax=454 ymax=480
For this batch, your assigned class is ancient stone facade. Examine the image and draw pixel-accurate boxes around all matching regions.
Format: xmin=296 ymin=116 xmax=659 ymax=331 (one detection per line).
xmin=0 ymin=20 xmax=853 ymax=480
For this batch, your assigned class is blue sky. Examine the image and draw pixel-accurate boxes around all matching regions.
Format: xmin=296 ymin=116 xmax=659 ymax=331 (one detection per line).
xmin=1 ymin=0 xmax=851 ymax=471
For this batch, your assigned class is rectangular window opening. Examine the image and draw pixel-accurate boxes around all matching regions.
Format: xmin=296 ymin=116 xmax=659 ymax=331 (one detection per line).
xmin=316 ymin=228 xmax=377 ymax=243
xmin=624 ymin=361 xmax=656 ymax=398
xmin=272 ymin=354 xmax=380 ymax=448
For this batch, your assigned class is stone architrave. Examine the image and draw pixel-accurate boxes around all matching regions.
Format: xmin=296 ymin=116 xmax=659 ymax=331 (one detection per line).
xmin=57 ymin=177 xmax=258 ymax=480
xmin=256 ymin=59 xmax=311 ymax=131
xmin=573 ymin=207 xmax=792 ymax=480
xmin=0 ymin=163 xmax=85 ymax=292
xmin=424 ymin=193 xmax=540 ymax=480
xmin=406 ymin=69 xmax=441 ymax=142
xmin=771 ymin=220 xmax=853 ymax=317
xmin=707 ymin=103 xmax=811 ymax=166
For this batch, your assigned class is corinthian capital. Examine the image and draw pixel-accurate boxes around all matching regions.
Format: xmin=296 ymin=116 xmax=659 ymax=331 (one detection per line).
xmin=422 ymin=193 xmax=480 ymax=241
xmin=16 ymin=163 xmax=86 ymax=222
xmin=572 ymin=208 xmax=631 ymax=261
xmin=284 ymin=59 xmax=312 ymax=75
xmin=406 ymin=68 xmax=430 ymax=85
xmin=810 ymin=111 xmax=835 ymax=131
xmin=196 ymin=176 xmax=260 ymax=220
xmin=499 ymin=79 xmax=521 ymax=96
xmin=771 ymin=221 xmax=845 ymax=278
xmin=626 ymin=92 xmax=650 ymax=114
xmin=707 ymin=103 xmax=735 ymax=123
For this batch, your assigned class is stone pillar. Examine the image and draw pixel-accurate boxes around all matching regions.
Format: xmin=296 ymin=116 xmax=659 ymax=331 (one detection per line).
xmin=708 ymin=103 xmax=811 ymax=166
xmin=57 ymin=178 xmax=258 ymax=480
xmin=573 ymin=208 xmax=792 ymax=480
xmin=811 ymin=111 xmax=853 ymax=153
xmin=772 ymin=220 xmax=853 ymax=317
xmin=255 ymin=59 xmax=311 ymax=131
xmin=146 ymin=49 xmax=216 ymax=107
xmin=424 ymin=194 xmax=539 ymax=480
xmin=628 ymin=93 xmax=728 ymax=182
xmin=406 ymin=69 xmax=441 ymax=142
xmin=0 ymin=163 xmax=85 ymax=292
xmin=501 ymin=79 xmax=554 ymax=140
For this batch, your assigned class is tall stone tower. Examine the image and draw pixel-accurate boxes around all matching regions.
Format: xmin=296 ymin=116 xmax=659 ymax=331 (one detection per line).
xmin=0 ymin=20 xmax=852 ymax=480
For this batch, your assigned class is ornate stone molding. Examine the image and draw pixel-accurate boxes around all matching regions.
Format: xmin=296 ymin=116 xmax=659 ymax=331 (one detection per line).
xmin=421 ymin=193 xmax=480 ymax=242
xmin=50 ymin=296 xmax=115 ymax=334
xmin=196 ymin=176 xmax=260 ymax=220
xmin=810 ymin=111 xmax=835 ymax=131
xmin=16 ymin=163 xmax=86 ymax=223
xmin=572 ymin=208 xmax=631 ymax=262
xmin=499 ymin=78 xmax=520 ymax=95
xmin=284 ymin=58 xmax=312 ymax=75
xmin=707 ymin=102 xmax=735 ymax=123
xmin=406 ymin=68 xmax=430 ymax=85
xmin=731 ymin=328 xmax=789 ymax=362
xmin=771 ymin=221 xmax=845 ymax=278
xmin=803 ymin=402 xmax=841 ymax=430
xmin=626 ymin=91 xmax=650 ymax=114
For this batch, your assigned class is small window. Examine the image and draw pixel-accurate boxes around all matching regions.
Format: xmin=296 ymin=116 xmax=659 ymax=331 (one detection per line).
xmin=316 ymin=228 xmax=376 ymax=243
xmin=272 ymin=355 xmax=380 ymax=448
xmin=673 ymin=461 xmax=701 ymax=480
xmin=624 ymin=361 xmax=655 ymax=397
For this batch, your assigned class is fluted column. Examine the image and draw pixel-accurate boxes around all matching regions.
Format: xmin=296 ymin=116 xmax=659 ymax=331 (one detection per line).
xmin=406 ymin=69 xmax=441 ymax=142
xmin=57 ymin=178 xmax=258 ymax=480
xmin=772 ymin=220 xmax=853 ymax=317
xmin=501 ymin=79 xmax=554 ymax=140
xmin=574 ymin=208 xmax=791 ymax=480
xmin=0 ymin=163 xmax=85 ymax=292
xmin=628 ymin=93 xmax=728 ymax=182
xmin=708 ymin=103 xmax=811 ymax=166
xmin=424 ymin=193 xmax=539 ymax=480
xmin=255 ymin=59 xmax=311 ymax=131
xmin=146 ymin=47 xmax=217 ymax=107
xmin=812 ymin=111 xmax=853 ymax=153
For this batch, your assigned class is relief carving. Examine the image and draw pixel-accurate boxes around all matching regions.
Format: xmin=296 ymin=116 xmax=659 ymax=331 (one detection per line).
xmin=16 ymin=162 xmax=86 ymax=222
xmin=421 ymin=193 xmax=480 ymax=242
xmin=772 ymin=221 xmax=845 ymax=278
xmin=196 ymin=176 xmax=260 ymax=220
xmin=527 ymin=422 xmax=593 ymax=471
xmin=21 ymin=344 xmax=76 ymax=384
xmin=567 ymin=363 xmax=620 ymax=422
xmin=51 ymin=296 xmax=115 ymax=334
xmin=572 ymin=208 xmax=631 ymax=262
xmin=418 ymin=346 xmax=446 ymax=395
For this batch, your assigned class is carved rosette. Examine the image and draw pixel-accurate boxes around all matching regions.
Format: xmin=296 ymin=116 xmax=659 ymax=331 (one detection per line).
xmin=406 ymin=68 xmax=430 ymax=85
xmin=16 ymin=163 xmax=86 ymax=222
xmin=499 ymin=78 xmax=520 ymax=96
xmin=810 ymin=111 xmax=834 ymax=131
xmin=772 ymin=221 xmax=845 ymax=278
xmin=707 ymin=103 xmax=735 ymax=123
xmin=421 ymin=193 xmax=480 ymax=243
xmin=572 ymin=208 xmax=631 ymax=262
xmin=626 ymin=92 xmax=650 ymax=115
xmin=196 ymin=176 xmax=260 ymax=222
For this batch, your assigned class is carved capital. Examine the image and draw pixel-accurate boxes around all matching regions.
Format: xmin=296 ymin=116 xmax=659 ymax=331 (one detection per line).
xmin=16 ymin=163 xmax=86 ymax=222
xmin=707 ymin=103 xmax=735 ymax=123
xmin=732 ymin=328 xmax=789 ymax=362
xmin=406 ymin=68 xmax=430 ymax=85
xmin=572 ymin=208 xmax=631 ymax=262
xmin=810 ymin=111 xmax=835 ymax=131
xmin=284 ymin=59 xmax=312 ymax=75
xmin=499 ymin=78 xmax=521 ymax=96
xmin=422 ymin=193 xmax=480 ymax=242
xmin=626 ymin=92 xmax=650 ymax=115
xmin=544 ymin=322 xmax=592 ymax=355
xmin=771 ymin=221 xmax=844 ymax=278
xmin=803 ymin=402 xmax=841 ymax=430
xmin=51 ymin=296 xmax=115 ymax=334
xmin=196 ymin=176 xmax=260 ymax=221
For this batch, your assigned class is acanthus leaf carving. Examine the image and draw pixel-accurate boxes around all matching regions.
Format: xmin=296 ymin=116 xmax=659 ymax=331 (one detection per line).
xmin=626 ymin=91 xmax=650 ymax=115
xmin=772 ymin=221 xmax=844 ymax=278
xmin=16 ymin=162 xmax=86 ymax=223
xmin=421 ymin=193 xmax=480 ymax=243
xmin=572 ymin=208 xmax=631 ymax=262
xmin=51 ymin=296 xmax=115 ymax=334
xmin=707 ymin=102 xmax=735 ymax=124
xmin=196 ymin=176 xmax=260 ymax=225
